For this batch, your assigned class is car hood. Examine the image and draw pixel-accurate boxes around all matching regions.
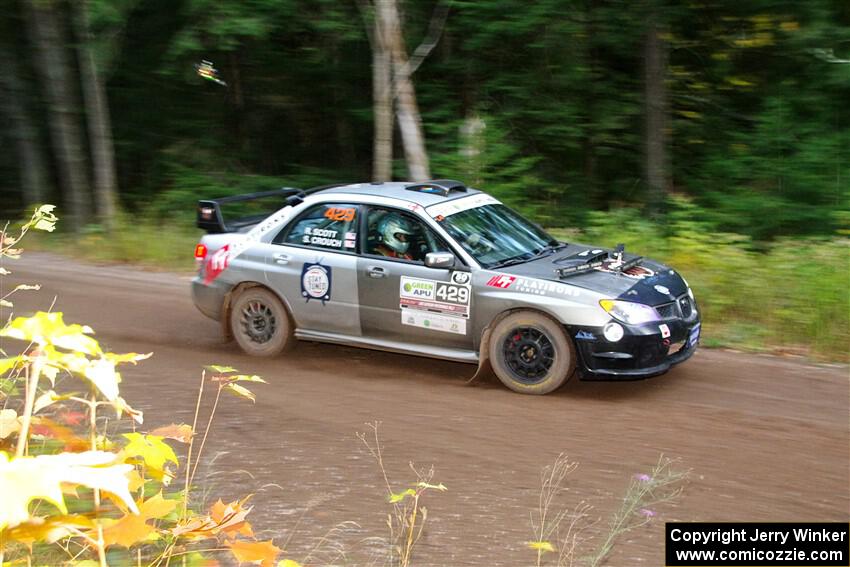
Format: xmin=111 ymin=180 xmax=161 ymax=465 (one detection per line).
xmin=497 ymin=243 xmax=688 ymax=305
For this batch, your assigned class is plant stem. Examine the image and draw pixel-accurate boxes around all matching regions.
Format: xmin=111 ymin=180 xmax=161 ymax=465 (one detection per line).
xmin=16 ymin=356 xmax=43 ymax=457
xmin=402 ymin=493 xmax=420 ymax=567
xmin=182 ymin=369 xmax=206 ymax=518
xmin=88 ymin=391 xmax=108 ymax=567
xmin=188 ymin=383 xmax=222 ymax=488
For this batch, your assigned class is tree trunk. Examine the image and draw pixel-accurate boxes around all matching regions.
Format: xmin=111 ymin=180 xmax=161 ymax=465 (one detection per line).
xmin=643 ymin=7 xmax=670 ymax=216
xmin=73 ymin=0 xmax=119 ymax=231
xmin=379 ymin=0 xmax=431 ymax=181
xmin=372 ymin=26 xmax=393 ymax=181
xmin=26 ymin=0 xmax=91 ymax=231
xmin=582 ymin=0 xmax=598 ymax=206
xmin=0 ymin=48 xmax=49 ymax=207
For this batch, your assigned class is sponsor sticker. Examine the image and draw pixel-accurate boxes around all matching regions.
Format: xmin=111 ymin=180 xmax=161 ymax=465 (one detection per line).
xmin=659 ymin=323 xmax=671 ymax=339
xmin=401 ymin=311 xmax=467 ymax=335
xmin=426 ymin=194 xmax=501 ymax=219
xmin=303 ymin=226 xmax=343 ymax=248
xmin=513 ymin=277 xmax=580 ymax=297
xmin=301 ymin=262 xmax=332 ymax=303
xmin=400 ymin=276 xmax=470 ymax=318
xmin=401 ymin=277 xmax=436 ymax=300
xmin=654 ymin=284 xmax=671 ymax=295
xmin=451 ymin=271 xmax=471 ymax=285
xmin=486 ymin=274 xmax=516 ymax=288
xmin=688 ymin=323 xmax=701 ymax=348
xmin=486 ymin=274 xmax=580 ymax=297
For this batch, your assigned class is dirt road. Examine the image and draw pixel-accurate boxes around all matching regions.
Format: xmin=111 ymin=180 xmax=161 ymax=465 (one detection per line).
xmin=4 ymin=253 xmax=848 ymax=566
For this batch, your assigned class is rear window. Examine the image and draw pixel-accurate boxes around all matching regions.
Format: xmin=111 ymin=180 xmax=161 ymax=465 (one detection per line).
xmin=276 ymin=203 xmax=359 ymax=252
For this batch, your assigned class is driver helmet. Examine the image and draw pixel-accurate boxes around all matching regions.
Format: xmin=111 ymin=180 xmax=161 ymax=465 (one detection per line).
xmin=378 ymin=213 xmax=413 ymax=254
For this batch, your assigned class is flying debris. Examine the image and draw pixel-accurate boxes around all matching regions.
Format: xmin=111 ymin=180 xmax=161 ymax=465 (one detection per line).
xmin=195 ymin=60 xmax=228 ymax=86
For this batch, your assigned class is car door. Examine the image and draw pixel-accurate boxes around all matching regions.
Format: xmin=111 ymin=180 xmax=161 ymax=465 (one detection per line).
xmin=263 ymin=202 xmax=362 ymax=336
xmin=357 ymin=205 xmax=474 ymax=350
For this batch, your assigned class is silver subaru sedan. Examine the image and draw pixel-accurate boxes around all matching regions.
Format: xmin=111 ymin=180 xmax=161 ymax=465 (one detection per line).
xmin=192 ymin=180 xmax=700 ymax=394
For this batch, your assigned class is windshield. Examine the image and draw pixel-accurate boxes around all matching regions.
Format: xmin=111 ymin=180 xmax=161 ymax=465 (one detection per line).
xmin=438 ymin=204 xmax=559 ymax=268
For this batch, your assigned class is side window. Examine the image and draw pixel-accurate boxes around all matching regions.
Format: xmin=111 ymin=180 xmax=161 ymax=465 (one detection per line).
xmin=276 ymin=203 xmax=359 ymax=252
xmin=365 ymin=207 xmax=450 ymax=262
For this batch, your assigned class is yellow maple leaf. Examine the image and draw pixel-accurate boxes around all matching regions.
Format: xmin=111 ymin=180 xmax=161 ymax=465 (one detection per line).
xmin=527 ymin=540 xmax=556 ymax=553
xmin=126 ymin=469 xmax=146 ymax=492
xmin=209 ymin=496 xmax=254 ymax=539
xmin=149 ymin=423 xmax=194 ymax=443
xmin=4 ymin=514 xmax=95 ymax=547
xmin=101 ymin=512 xmax=157 ymax=548
xmin=121 ymin=433 xmax=178 ymax=473
xmin=226 ymin=539 xmax=281 ymax=566
xmin=101 ymin=492 xmax=177 ymax=547
xmin=0 ymin=451 xmax=138 ymax=530
xmin=0 ymin=312 xmax=101 ymax=355
xmin=172 ymin=496 xmax=253 ymax=540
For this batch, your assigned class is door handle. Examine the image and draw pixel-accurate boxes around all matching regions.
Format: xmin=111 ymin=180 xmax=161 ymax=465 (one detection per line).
xmin=272 ymin=253 xmax=290 ymax=265
xmin=367 ymin=265 xmax=387 ymax=278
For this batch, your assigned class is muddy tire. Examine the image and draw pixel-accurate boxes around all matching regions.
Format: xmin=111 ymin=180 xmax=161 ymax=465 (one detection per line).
xmin=229 ymin=287 xmax=293 ymax=357
xmin=488 ymin=311 xmax=576 ymax=395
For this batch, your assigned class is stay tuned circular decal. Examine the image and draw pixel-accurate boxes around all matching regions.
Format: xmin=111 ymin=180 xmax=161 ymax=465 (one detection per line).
xmin=301 ymin=262 xmax=332 ymax=304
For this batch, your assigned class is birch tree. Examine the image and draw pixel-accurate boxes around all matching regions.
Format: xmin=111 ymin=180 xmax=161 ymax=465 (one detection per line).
xmin=360 ymin=0 xmax=447 ymax=181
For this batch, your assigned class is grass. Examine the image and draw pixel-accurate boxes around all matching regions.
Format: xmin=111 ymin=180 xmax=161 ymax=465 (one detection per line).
xmin=17 ymin=205 xmax=850 ymax=361
xmin=550 ymin=205 xmax=849 ymax=362
xmin=25 ymin=213 xmax=202 ymax=272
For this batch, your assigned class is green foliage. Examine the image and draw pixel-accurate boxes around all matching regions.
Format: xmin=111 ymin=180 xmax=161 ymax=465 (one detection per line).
xmin=585 ymin=457 xmax=689 ymax=567
xmin=3 ymin=0 xmax=848 ymax=241
xmin=550 ymin=199 xmax=850 ymax=360
xmin=28 ymin=213 xmax=202 ymax=271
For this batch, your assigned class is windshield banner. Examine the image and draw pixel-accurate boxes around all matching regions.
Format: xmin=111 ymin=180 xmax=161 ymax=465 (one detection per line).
xmin=426 ymin=194 xmax=500 ymax=219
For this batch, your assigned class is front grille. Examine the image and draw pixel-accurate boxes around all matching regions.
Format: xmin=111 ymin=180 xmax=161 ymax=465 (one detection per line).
xmin=655 ymin=294 xmax=695 ymax=321
xmin=655 ymin=302 xmax=677 ymax=320
xmin=679 ymin=296 xmax=693 ymax=319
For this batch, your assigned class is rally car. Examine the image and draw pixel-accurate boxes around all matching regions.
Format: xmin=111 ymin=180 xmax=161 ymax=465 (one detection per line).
xmin=191 ymin=180 xmax=700 ymax=394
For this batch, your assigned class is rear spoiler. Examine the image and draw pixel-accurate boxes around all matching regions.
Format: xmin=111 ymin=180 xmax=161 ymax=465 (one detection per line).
xmin=196 ymin=183 xmax=351 ymax=233
xmin=196 ymin=188 xmax=304 ymax=233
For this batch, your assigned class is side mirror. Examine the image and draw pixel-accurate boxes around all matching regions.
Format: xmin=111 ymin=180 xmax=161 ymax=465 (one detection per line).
xmin=424 ymin=252 xmax=456 ymax=269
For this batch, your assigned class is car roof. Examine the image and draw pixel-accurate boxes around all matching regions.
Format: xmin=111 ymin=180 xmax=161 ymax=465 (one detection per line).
xmin=316 ymin=181 xmax=483 ymax=207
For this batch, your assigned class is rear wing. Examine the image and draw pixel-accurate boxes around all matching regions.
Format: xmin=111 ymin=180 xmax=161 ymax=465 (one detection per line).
xmin=196 ymin=188 xmax=304 ymax=233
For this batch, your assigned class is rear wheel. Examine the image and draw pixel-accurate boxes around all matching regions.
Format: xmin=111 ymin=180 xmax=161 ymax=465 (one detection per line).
xmin=488 ymin=311 xmax=575 ymax=394
xmin=229 ymin=287 xmax=293 ymax=357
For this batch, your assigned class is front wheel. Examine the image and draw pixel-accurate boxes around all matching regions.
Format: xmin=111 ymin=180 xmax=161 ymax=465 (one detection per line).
xmin=229 ymin=287 xmax=293 ymax=357
xmin=488 ymin=311 xmax=576 ymax=395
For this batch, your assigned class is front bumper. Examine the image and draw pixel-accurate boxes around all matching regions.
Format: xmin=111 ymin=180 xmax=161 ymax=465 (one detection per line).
xmin=571 ymin=316 xmax=701 ymax=380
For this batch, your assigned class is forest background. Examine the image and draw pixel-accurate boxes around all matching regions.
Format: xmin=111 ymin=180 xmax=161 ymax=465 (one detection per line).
xmin=0 ymin=0 xmax=847 ymax=358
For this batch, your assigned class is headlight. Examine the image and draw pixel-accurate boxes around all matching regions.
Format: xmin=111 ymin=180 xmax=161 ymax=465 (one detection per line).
xmin=599 ymin=299 xmax=660 ymax=325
